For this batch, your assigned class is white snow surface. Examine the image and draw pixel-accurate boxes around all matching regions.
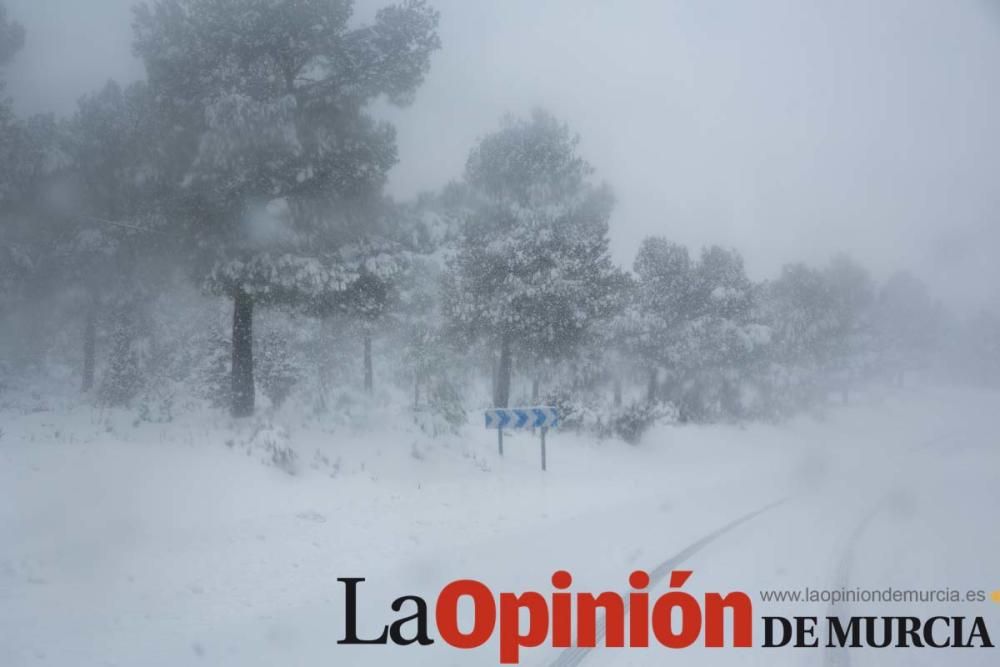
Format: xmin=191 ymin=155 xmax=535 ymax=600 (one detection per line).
xmin=2 ymin=385 xmax=999 ymax=666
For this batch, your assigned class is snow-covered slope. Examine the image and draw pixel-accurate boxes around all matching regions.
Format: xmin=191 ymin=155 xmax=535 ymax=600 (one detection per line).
xmin=3 ymin=386 xmax=999 ymax=666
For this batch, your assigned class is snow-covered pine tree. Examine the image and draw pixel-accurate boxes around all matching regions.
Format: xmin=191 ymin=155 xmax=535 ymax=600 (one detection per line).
xmin=393 ymin=255 xmax=442 ymax=404
xmin=66 ymin=80 xmax=170 ymax=398
xmin=133 ymin=0 xmax=440 ymax=416
xmin=0 ymin=3 xmax=22 ymax=68
xmin=761 ymin=263 xmax=839 ymax=411
xmin=385 ymin=190 xmax=469 ymax=411
xmin=1 ymin=6 xmax=35 ymax=316
xmin=0 ymin=83 xmax=82 ymax=378
xmin=444 ymin=110 xmax=622 ymax=407
xmin=337 ymin=236 xmax=407 ymax=394
xmin=627 ymin=239 xmax=764 ymax=420
xmin=679 ymin=246 xmax=760 ymax=421
xmin=627 ymin=237 xmax=696 ymax=403
xmin=596 ymin=274 xmax=639 ymax=408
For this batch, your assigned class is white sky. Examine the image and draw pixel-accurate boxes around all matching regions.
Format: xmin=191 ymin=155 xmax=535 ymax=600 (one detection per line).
xmin=6 ymin=0 xmax=1000 ymax=310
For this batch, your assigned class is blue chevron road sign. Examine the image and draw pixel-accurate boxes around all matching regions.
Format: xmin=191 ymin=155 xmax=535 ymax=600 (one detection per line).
xmin=486 ymin=406 xmax=559 ymax=471
xmin=484 ymin=406 xmax=559 ymax=430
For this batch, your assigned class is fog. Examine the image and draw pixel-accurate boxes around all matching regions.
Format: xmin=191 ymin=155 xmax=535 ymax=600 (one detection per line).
xmin=3 ymin=2 xmax=1000 ymax=666
xmin=7 ymin=0 xmax=1000 ymax=307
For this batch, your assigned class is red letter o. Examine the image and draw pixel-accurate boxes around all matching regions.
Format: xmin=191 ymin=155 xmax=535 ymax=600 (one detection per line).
xmin=436 ymin=580 xmax=497 ymax=648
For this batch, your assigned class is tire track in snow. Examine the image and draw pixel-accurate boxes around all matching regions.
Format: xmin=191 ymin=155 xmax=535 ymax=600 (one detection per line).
xmin=823 ymin=429 xmax=961 ymax=667
xmin=544 ymin=431 xmax=957 ymax=667
xmin=820 ymin=427 xmax=956 ymax=667
xmin=822 ymin=498 xmax=888 ymax=667
xmin=546 ymin=496 xmax=788 ymax=667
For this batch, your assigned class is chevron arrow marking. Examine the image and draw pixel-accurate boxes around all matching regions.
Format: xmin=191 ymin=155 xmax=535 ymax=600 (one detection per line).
xmin=484 ymin=407 xmax=559 ymax=429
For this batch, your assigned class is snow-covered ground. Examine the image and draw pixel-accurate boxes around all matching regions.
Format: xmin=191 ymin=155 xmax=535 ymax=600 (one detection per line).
xmin=3 ymin=385 xmax=999 ymax=666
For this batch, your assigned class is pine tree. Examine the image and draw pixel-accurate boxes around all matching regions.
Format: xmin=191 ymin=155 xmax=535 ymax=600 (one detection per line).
xmin=66 ymin=80 xmax=169 ymax=394
xmin=0 ymin=3 xmax=23 ymax=68
xmin=133 ymin=0 xmax=440 ymax=416
xmin=628 ymin=237 xmax=696 ymax=403
xmin=1 ymin=4 xmax=32 ymax=312
xmin=390 ymin=191 xmax=468 ymax=407
xmin=762 ymin=263 xmax=838 ymax=410
xmin=628 ymin=240 xmax=762 ymax=420
xmin=339 ymin=236 xmax=406 ymax=394
xmin=444 ymin=110 xmax=622 ymax=407
xmin=680 ymin=246 xmax=759 ymax=420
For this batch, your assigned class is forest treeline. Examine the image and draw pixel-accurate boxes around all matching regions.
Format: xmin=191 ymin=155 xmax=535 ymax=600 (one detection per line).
xmin=1 ymin=1 xmax=996 ymax=441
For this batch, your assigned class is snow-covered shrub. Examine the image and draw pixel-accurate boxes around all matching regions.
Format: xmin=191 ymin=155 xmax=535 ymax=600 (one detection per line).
xmin=236 ymin=420 xmax=297 ymax=475
xmin=98 ymin=306 xmax=149 ymax=407
xmin=610 ymin=401 xmax=654 ymax=444
xmin=542 ymin=388 xmax=585 ymax=431
xmin=670 ymin=369 xmax=743 ymax=423
xmin=195 ymin=332 xmax=231 ymax=408
xmin=255 ymin=329 xmax=300 ymax=409
xmin=605 ymin=400 xmax=676 ymax=444
xmin=414 ymin=377 xmax=466 ymax=436
xmin=135 ymin=383 xmax=176 ymax=424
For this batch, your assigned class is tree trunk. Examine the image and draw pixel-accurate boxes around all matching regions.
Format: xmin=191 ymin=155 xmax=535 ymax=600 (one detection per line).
xmin=413 ymin=375 xmax=420 ymax=408
xmin=613 ymin=377 xmax=622 ymax=407
xmin=81 ymin=305 xmax=96 ymax=392
xmin=494 ymin=333 xmax=512 ymax=407
xmin=490 ymin=352 xmax=498 ymax=403
xmin=315 ymin=365 xmax=329 ymax=413
xmin=363 ymin=330 xmax=373 ymax=393
xmin=531 ymin=377 xmax=540 ymax=403
xmin=231 ymin=290 xmax=255 ymax=417
xmin=646 ymin=367 xmax=657 ymax=404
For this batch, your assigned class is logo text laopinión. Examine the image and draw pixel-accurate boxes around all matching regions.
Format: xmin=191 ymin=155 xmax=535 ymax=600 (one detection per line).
xmin=337 ymin=571 xmax=994 ymax=663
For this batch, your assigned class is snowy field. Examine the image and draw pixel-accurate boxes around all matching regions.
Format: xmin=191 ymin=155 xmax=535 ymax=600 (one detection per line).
xmin=3 ymin=384 xmax=999 ymax=666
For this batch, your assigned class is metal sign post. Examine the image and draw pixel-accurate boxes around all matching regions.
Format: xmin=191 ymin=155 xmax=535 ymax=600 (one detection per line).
xmin=484 ymin=407 xmax=560 ymax=471
xmin=541 ymin=426 xmax=547 ymax=471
